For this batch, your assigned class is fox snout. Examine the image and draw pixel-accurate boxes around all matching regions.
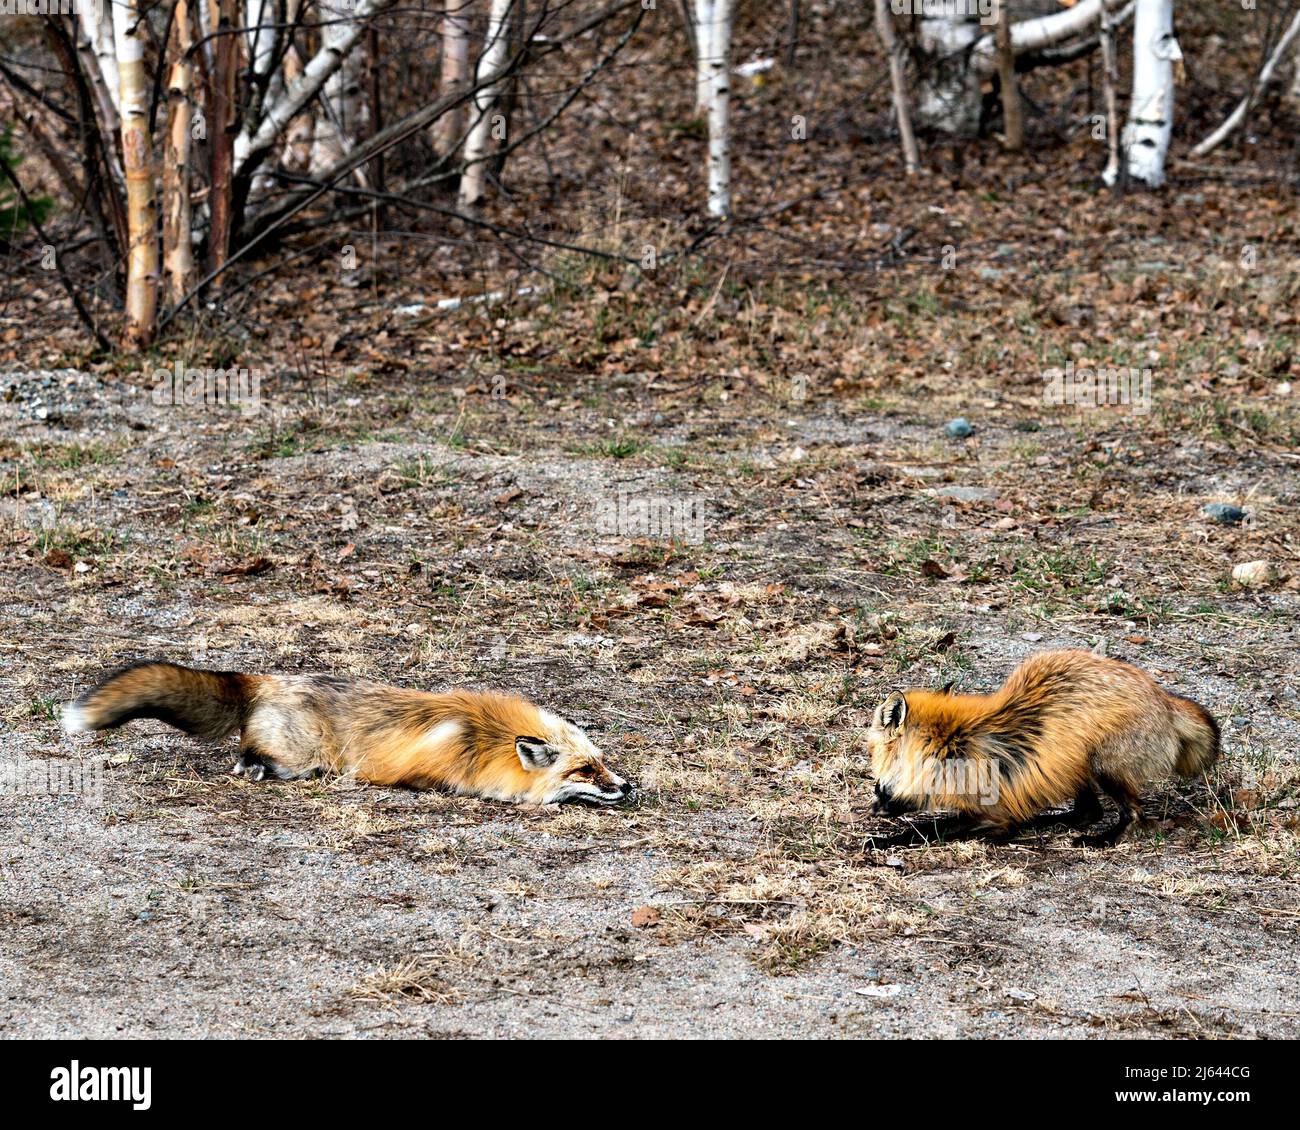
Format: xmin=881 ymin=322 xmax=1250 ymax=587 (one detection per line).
xmin=872 ymin=781 xmax=918 ymax=817
xmin=596 ymin=772 xmax=635 ymax=805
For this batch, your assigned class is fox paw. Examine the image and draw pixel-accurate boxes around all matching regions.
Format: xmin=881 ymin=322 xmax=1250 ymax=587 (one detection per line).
xmin=231 ymin=754 xmax=268 ymax=782
xmin=1073 ymin=827 xmax=1125 ymax=849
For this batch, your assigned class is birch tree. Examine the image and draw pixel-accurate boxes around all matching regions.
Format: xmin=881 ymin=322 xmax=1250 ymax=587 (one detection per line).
xmin=691 ymin=0 xmax=732 ymax=217
xmin=458 ymin=0 xmax=513 ymax=209
xmin=77 ymin=1 xmax=121 ymax=142
xmin=873 ymin=0 xmax=919 ymax=175
xmin=915 ymin=1 xmax=984 ymax=133
xmin=233 ymin=0 xmax=399 ymax=177
xmin=434 ymin=1 xmax=474 ymax=153
xmin=693 ymin=0 xmax=713 ymax=113
xmin=993 ymin=0 xmax=1023 ymax=150
xmin=916 ymin=0 xmax=1132 ymax=132
xmin=113 ymin=0 xmax=160 ymax=344
xmin=1106 ymin=0 xmax=1179 ymax=187
xmin=311 ymin=0 xmax=369 ymax=176
xmin=163 ymin=0 xmax=197 ymax=306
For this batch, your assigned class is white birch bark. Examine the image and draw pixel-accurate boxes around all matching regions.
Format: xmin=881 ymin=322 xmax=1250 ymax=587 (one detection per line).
xmin=310 ymin=1 xmax=368 ymax=175
xmin=246 ymin=0 xmax=277 ymax=80
xmin=915 ymin=2 xmax=982 ymax=132
xmin=694 ymin=0 xmax=714 ymax=114
xmin=1107 ymin=0 xmax=1178 ymax=187
xmin=198 ymin=0 xmax=216 ymax=66
xmin=969 ymin=0 xmax=1131 ymax=71
xmin=233 ymin=0 xmax=397 ymax=176
xmin=703 ymin=0 xmax=731 ymax=217
xmin=457 ymin=0 xmax=513 ymax=209
xmin=918 ymin=0 xmax=1132 ymax=132
xmin=434 ymin=1 xmax=474 ymax=151
xmin=80 ymin=0 xmax=121 ymax=121
xmin=163 ymin=0 xmax=196 ymax=306
xmin=278 ymin=0 xmax=314 ymax=171
xmin=113 ymin=0 xmax=159 ymax=345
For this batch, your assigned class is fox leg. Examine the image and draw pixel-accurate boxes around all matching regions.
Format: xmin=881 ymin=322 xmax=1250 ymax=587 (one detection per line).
xmin=232 ymin=746 xmax=321 ymax=781
xmin=998 ymin=788 xmax=1105 ymax=837
xmin=866 ymin=812 xmax=982 ymax=848
xmin=1074 ymin=775 xmax=1141 ymax=847
xmin=231 ymin=748 xmax=268 ymax=782
xmin=264 ymin=760 xmax=323 ymax=781
xmin=1069 ymin=783 xmax=1104 ymax=826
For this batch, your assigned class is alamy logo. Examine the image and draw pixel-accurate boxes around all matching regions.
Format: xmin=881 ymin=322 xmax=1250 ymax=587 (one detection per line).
xmin=50 ymin=1061 xmax=151 ymax=1111
xmin=1042 ymin=361 xmax=1153 ymax=415
xmin=0 ymin=0 xmax=102 ymax=16
xmin=0 ymin=758 xmax=104 ymax=806
xmin=151 ymin=360 xmax=262 ymax=417
xmin=918 ymin=757 xmax=1000 ymax=807
xmin=594 ymin=489 xmax=706 ymax=544
xmin=890 ymin=0 xmax=996 ymax=26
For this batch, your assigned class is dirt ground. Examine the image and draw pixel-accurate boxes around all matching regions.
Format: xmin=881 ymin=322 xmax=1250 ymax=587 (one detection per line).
xmin=2 ymin=314 xmax=1297 ymax=1037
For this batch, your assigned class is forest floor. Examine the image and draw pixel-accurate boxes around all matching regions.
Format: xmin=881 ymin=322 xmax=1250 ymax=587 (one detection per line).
xmin=3 ymin=237 xmax=1299 ymax=1036
xmin=2 ymin=2 xmax=1299 ymax=1040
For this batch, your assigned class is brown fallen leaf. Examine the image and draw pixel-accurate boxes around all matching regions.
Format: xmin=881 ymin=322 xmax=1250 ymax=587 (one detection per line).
xmin=631 ymin=906 xmax=661 ymax=929
xmin=494 ymin=487 xmax=524 ymax=508
xmin=920 ymin=559 xmax=948 ymax=579
xmin=219 ymin=556 xmax=274 ymax=576
xmin=44 ymin=548 xmax=73 ymax=569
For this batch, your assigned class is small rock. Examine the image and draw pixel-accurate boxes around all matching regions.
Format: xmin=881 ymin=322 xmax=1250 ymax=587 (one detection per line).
xmin=1005 ymin=988 xmax=1037 ymax=1002
xmin=945 ymin=417 xmax=973 ymax=439
xmin=1232 ymin=560 xmax=1275 ymax=588
xmin=1021 ymin=632 xmax=1044 ymax=642
xmin=854 ymin=984 xmax=903 ymax=999
xmin=1202 ymin=503 xmax=1246 ymax=526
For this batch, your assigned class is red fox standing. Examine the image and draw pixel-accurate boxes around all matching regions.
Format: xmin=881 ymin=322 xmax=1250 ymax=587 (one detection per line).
xmin=62 ymin=661 xmax=632 ymax=807
xmin=866 ymin=650 xmax=1220 ymax=846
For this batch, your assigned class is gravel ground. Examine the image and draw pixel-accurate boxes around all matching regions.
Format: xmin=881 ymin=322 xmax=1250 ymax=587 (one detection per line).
xmin=2 ymin=366 xmax=1297 ymax=1039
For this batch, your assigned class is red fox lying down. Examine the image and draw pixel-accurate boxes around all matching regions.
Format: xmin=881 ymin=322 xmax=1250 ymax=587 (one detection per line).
xmin=63 ymin=661 xmax=632 ymax=807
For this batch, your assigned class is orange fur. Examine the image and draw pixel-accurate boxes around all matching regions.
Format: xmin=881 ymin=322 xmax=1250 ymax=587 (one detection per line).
xmin=867 ymin=650 xmax=1220 ymax=841
xmin=64 ymin=662 xmax=631 ymax=806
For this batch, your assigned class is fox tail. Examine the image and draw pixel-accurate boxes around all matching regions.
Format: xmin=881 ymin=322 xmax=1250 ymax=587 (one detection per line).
xmin=1170 ymin=694 xmax=1221 ymax=777
xmin=62 ymin=661 xmax=255 ymax=743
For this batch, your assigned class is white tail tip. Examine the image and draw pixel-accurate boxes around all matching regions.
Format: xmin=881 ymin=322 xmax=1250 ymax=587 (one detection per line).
xmin=61 ymin=702 xmax=91 ymax=735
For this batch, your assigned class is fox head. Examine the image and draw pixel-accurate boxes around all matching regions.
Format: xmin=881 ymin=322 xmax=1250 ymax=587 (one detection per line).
xmin=866 ymin=687 xmax=953 ymax=816
xmin=514 ymin=711 xmax=632 ymax=806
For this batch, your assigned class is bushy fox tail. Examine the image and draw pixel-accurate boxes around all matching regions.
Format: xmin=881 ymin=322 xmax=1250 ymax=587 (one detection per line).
xmin=1171 ymin=694 xmax=1221 ymax=776
xmin=62 ymin=661 xmax=256 ymax=743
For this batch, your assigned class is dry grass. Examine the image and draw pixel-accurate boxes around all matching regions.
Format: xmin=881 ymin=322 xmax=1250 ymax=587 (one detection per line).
xmin=351 ymin=956 xmax=463 ymax=1006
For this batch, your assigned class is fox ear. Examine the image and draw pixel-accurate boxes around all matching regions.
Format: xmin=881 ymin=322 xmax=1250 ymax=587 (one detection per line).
xmin=516 ymin=736 xmax=558 ymax=770
xmin=875 ymin=692 xmax=907 ymax=731
xmin=940 ymin=680 xmax=956 ymax=695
